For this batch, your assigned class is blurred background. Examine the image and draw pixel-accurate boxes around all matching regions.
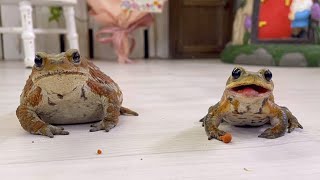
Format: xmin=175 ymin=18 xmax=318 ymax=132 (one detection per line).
xmin=0 ymin=0 xmax=242 ymax=62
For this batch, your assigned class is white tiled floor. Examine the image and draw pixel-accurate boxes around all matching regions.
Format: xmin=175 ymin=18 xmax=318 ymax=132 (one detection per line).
xmin=1 ymin=59 xmax=320 ymax=179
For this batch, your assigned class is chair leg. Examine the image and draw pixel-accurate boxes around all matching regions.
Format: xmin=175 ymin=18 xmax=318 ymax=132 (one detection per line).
xmin=63 ymin=6 xmax=79 ymax=50
xmin=19 ymin=1 xmax=35 ymax=68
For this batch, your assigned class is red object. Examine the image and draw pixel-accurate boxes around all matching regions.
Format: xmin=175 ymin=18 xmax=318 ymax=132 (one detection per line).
xmin=220 ymin=133 xmax=232 ymax=143
xmin=97 ymin=149 xmax=102 ymax=155
xmin=258 ymin=0 xmax=292 ymax=39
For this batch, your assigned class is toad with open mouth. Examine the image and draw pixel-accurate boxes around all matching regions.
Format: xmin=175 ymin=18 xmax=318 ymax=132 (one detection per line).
xmin=200 ymin=67 xmax=302 ymax=143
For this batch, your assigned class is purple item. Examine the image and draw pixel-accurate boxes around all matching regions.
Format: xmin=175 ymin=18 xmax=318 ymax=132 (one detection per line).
xmin=311 ymin=3 xmax=320 ymax=20
xmin=244 ymin=15 xmax=252 ymax=31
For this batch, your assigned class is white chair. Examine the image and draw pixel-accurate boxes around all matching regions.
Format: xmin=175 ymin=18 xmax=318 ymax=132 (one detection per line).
xmin=0 ymin=0 xmax=79 ymax=67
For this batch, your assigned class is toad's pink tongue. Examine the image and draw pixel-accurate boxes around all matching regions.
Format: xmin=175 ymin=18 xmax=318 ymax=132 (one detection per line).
xmin=237 ymin=87 xmax=259 ymax=96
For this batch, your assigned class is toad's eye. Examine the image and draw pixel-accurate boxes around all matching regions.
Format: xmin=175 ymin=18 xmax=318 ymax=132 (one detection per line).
xmin=72 ymin=51 xmax=80 ymax=64
xmin=34 ymin=55 xmax=43 ymax=68
xmin=264 ymin=69 xmax=272 ymax=81
xmin=232 ymin=67 xmax=242 ymax=79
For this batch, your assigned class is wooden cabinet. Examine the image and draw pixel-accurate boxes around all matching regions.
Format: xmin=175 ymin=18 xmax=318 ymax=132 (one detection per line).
xmin=169 ymin=0 xmax=234 ymax=58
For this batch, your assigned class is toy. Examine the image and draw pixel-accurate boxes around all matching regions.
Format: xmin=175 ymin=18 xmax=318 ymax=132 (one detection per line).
xmin=289 ymin=0 xmax=313 ymax=38
xmin=224 ymin=0 xmax=320 ymax=67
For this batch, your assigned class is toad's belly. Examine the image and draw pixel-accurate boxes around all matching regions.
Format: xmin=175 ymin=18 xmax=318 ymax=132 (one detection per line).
xmin=36 ymin=87 xmax=105 ymax=125
xmin=224 ymin=113 xmax=270 ymax=126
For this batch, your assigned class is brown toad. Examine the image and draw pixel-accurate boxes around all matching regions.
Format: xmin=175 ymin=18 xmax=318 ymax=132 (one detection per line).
xmin=16 ymin=49 xmax=138 ymax=138
xmin=200 ymin=67 xmax=303 ymax=143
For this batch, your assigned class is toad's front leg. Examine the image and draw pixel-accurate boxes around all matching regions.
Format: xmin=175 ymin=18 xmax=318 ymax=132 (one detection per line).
xmin=16 ymin=105 xmax=69 ymax=138
xmin=203 ymin=105 xmax=232 ymax=143
xmin=258 ymin=108 xmax=288 ymax=139
xmin=87 ymin=80 xmax=121 ymax=132
xmin=205 ymin=117 xmax=225 ymax=140
xmin=89 ymin=102 xmax=120 ymax=132
xmin=16 ymin=87 xmax=69 ymax=138
xmin=281 ymin=106 xmax=303 ymax=133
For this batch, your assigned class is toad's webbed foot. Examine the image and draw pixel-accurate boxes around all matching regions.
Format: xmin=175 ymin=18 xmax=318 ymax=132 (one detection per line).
xmin=207 ymin=128 xmax=226 ymax=141
xmin=90 ymin=103 xmax=119 ymax=132
xmin=90 ymin=120 xmax=117 ymax=132
xmin=288 ymin=117 xmax=303 ymax=133
xmin=36 ymin=125 xmax=69 ymax=138
xmin=199 ymin=115 xmax=206 ymax=127
xmin=258 ymin=123 xmax=286 ymax=139
xmin=281 ymin=106 xmax=303 ymax=133
xmin=259 ymin=108 xmax=288 ymax=139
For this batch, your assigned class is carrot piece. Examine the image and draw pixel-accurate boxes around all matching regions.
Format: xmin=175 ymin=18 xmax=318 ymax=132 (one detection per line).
xmin=220 ymin=133 xmax=232 ymax=143
xmin=97 ymin=149 xmax=102 ymax=155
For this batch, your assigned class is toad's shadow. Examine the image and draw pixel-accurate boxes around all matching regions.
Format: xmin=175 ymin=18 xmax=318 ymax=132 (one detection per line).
xmin=153 ymin=122 xmax=271 ymax=153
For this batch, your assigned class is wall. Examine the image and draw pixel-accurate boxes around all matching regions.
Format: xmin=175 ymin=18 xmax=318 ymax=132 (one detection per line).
xmin=0 ymin=5 xmax=23 ymax=60
xmin=151 ymin=2 xmax=169 ymax=58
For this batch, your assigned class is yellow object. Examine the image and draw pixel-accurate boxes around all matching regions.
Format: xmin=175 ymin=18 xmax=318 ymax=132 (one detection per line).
xmin=154 ymin=1 xmax=159 ymax=6
xmin=259 ymin=21 xmax=267 ymax=28
xmin=261 ymin=0 xmax=265 ymax=3
xmin=288 ymin=12 xmax=294 ymax=20
xmin=285 ymin=0 xmax=291 ymax=6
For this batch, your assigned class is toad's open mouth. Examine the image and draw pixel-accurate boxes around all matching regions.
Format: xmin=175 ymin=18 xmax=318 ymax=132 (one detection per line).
xmin=231 ymin=84 xmax=270 ymax=96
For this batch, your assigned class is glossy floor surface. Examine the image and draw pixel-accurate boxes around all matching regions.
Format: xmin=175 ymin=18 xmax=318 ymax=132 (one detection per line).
xmin=1 ymin=60 xmax=320 ymax=179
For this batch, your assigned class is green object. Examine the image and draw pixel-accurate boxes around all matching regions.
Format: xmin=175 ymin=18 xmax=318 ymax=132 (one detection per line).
xmin=239 ymin=0 xmax=247 ymax=8
xmin=311 ymin=22 xmax=320 ymax=44
xmin=49 ymin=6 xmax=62 ymax=22
xmin=243 ymin=31 xmax=251 ymax=45
xmin=316 ymin=26 xmax=320 ymax=44
xmin=220 ymin=44 xmax=320 ymax=67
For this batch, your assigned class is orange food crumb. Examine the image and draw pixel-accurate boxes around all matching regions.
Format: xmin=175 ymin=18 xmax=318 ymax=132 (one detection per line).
xmin=220 ymin=133 xmax=232 ymax=143
xmin=97 ymin=149 xmax=102 ymax=155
